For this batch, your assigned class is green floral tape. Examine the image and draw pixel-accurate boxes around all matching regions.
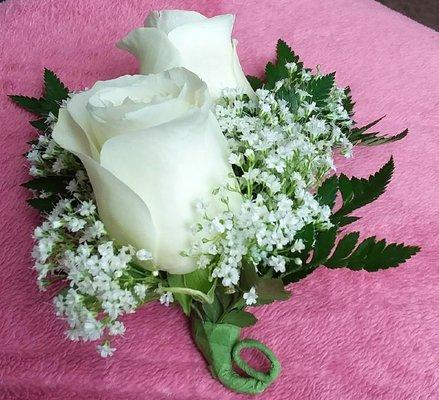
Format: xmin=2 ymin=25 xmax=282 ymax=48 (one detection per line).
xmin=232 ymin=339 xmax=281 ymax=384
xmin=192 ymin=320 xmax=281 ymax=394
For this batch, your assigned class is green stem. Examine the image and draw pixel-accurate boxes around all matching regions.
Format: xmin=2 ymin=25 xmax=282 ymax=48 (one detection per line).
xmin=159 ymin=286 xmax=214 ymax=304
xmin=191 ymin=303 xmax=204 ymax=322
xmin=217 ymin=297 xmax=245 ymax=323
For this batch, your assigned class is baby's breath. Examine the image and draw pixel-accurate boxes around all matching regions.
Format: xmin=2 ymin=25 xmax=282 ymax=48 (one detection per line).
xmin=190 ymin=68 xmax=354 ymax=287
xmin=27 ymin=116 xmax=162 ymax=356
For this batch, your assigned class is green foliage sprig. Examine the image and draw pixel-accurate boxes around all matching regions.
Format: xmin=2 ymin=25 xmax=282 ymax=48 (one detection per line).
xmin=248 ymin=39 xmax=407 ymax=146
xmin=282 ymin=158 xmax=420 ymax=285
xmin=11 ymin=70 xmax=76 ymax=212
xmin=10 ymin=69 xmax=69 ymax=131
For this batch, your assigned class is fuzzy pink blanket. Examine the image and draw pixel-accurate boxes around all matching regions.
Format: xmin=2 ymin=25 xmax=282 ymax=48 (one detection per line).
xmin=1 ymin=0 xmax=438 ymax=399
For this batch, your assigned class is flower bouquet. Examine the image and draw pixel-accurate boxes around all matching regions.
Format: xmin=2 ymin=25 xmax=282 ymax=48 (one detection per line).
xmin=11 ymin=10 xmax=419 ymax=395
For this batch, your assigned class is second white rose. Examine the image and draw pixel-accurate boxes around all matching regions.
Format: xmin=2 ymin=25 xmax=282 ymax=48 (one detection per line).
xmin=117 ymin=10 xmax=254 ymax=100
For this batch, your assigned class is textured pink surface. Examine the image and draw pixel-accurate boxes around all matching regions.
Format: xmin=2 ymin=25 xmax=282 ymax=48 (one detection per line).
xmin=1 ymin=0 xmax=438 ymax=399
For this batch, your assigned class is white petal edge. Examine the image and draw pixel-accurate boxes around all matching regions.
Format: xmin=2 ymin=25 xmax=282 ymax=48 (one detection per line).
xmin=231 ymin=39 xmax=256 ymax=100
xmin=117 ymin=28 xmax=181 ymax=75
xmin=84 ymin=68 xmax=210 ymax=147
xmin=52 ymin=108 xmax=96 ymax=159
xmin=67 ymin=75 xmax=151 ymax=154
xmin=145 ymin=10 xmax=207 ymax=33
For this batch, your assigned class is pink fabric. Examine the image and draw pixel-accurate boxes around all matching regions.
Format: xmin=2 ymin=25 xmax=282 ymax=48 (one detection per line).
xmin=1 ymin=0 xmax=438 ymax=398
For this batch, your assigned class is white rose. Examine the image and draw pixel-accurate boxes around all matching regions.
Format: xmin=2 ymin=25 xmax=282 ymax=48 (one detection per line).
xmin=117 ymin=10 xmax=254 ymax=100
xmin=53 ymin=68 xmax=238 ymax=274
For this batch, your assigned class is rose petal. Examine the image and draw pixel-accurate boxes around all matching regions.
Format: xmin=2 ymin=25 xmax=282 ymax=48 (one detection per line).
xmin=67 ymin=75 xmax=150 ymax=152
xmin=52 ymin=108 xmax=99 ymax=160
xmin=79 ymin=154 xmax=157 ymax=259
xmin=99 ymin=111 xmax=233 ymax=274
xmin=117 ymin=27 xmax=181 ymax=75
xmin=85 ymin=69 xmax=207 ymax=146
xmin=167 ymin=14 xmax=237 ymax=99
xmin=145 ymin=10 xmax=207 ymax=34
xmin=232 ymin=39 xmax=256 ymax=100
xmin=53 ymin=109 xmax=157 ymax=262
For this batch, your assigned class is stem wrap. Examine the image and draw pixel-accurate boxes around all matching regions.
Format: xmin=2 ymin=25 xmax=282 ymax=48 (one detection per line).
xmin=192 ymin=319 xmax=281 ymax=394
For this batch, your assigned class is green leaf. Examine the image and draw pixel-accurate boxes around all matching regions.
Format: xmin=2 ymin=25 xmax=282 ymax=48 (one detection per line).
xmin=10 ymin=69 xmax=69 ymax=119
xmin=351 ymin=129 xmax=408 ymax=146
xmin=351 ymin=116 xmax=385 ymax=136
xmin=265 ymin=61 xmax=288 ymax=88
xmin=309 ymin=226 xmax=337 ymax=266
xmin=246 ymin=75 xmax=263 ymax=90
xmin=276 ymin=87 xmax=299 ymax=113
xmin=329 ymin=232 xmax=360 ymax=261
xmin=240 ymin=262 xmax=259 ymax=291
xmin=202 ymin=295 xmax=223 ymax=323
xmin=332 ymin=157 xmax=394 ymax=223
xmin=306 ymin=72 xmax=335 ymax=107
xmin=263 ymin=40 xmax=304 ymax=89
xmin=276 ymin=39 xmax=301 ymax=66
xmin=317 ymin=175 xmax=338 ymax=209
xmin=167 ymin=274 xmax=191 ymax=315
xmin=241 ymin=261 xmax=291 ymax=304
xmin=216 ymin=285 xmax=234 ymax=311
xmin=256 ymin=277 xmax=290 ymax=305
xmin=184 ymin=268 xmax=212 ymax=294
xmin=43 ymin=69 xmax=69 ymax=103
xmin=295 ymin=224 xmax=316 ymax=252
xmin=30 ymin=119 xmax=49 ymax=132
xmin=22 ymin=176 xmax=68 ymax=194
xmin=282 ymin=268 xmax=316 ymax=285
xmin=281 ymin=224 xmax=320 ymax=285
xmin=325 ymin=234 xmax=420 ymax=271
xmin=167 ymin=269 xmax=216 ymax=315
xmin=337 ymin=215 xmax=361 ymax=227
xmin=221 ymin=310 xmax=258 ymax=327
xmin=342 ymin=86 xmax=355 ymax=116
xmin=349 ymin=116 xmax=408 ymax=146
xmin=26 ymin=196 xmax=57 ymax=212
xmin=281 ymin=224 xmax=317 ymax=285
xmin=8 ymin=95 xmax=49 ymax=116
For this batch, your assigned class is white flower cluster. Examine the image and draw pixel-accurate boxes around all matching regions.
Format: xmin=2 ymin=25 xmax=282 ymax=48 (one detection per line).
xmin=32 ymin=191 xmax=160 ymax=355
xmin=190 ymin=65 xmax=355 ymax=288
xmin=26 ymin=129 xmax=81 ymax=182
xmin=192 ymin=190 xmax=329 ymax=287
xmin=27 ymin=123 xmax=163 ymax=357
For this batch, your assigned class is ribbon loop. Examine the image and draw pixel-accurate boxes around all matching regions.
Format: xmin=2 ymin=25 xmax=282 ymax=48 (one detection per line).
xmin=192 ymin=319 xmax=281 ymax=394
xmin=232 ymin=338 xmax=281 ymax=384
